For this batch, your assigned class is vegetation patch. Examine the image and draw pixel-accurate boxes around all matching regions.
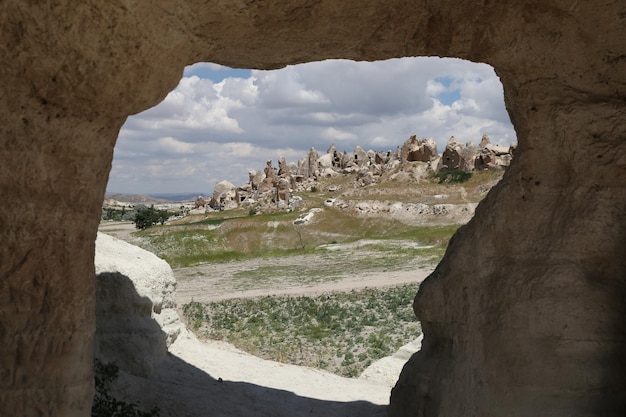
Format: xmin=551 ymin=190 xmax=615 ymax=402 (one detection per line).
xmin=182 ymin=284 xmax=421 ymax=377
xmin=431 ymin=169 xmax=472 ymax=184
xmin=92 ymin=360 xmax=159 ymax=417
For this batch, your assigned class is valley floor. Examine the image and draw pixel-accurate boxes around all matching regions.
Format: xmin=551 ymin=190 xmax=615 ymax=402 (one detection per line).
xmin=99 ymin=221 xmax=431 ymax=416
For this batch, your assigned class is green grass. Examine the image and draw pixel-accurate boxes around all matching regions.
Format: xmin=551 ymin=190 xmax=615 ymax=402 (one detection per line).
xmin=136 ymin=214 xmax=459 ymax=268
xmin=182 ymin=284 xmax=421 ymax=377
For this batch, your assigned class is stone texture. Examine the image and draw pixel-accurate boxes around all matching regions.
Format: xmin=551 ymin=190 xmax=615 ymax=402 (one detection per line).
xmin=95 ymin=233 xmax=182 ymax=348
xmin=94 ymin=233 xmax=182 ymax=378
xmin=0 ymin=1 xmax=624 ymax=416
xmin=401 ymin=135 xmax=438 ymax=162
xmin=438 ymin=136 xmax=478 ymax=171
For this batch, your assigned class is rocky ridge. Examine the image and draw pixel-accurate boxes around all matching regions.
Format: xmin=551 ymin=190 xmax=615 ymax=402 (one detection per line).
xmin=207 ymin=134 xmax=513 ymax=214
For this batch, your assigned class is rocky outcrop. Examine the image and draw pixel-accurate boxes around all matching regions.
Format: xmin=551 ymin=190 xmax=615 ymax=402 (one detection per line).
xmin=1 ymin=2 xmax=624 ymax=417
xmin=474 ymin=134 xmax=514 ymax=171
xmin=94 ymin=233 xmax=183 ymax=377
xmin=193 ymin=196 xmax=206 ymax=208
xmin=210 ymin=180 xmax=237 ymax=209
xmin=401 ymin=135 xmax=438 ymax=162
xmin=438 ymin=136 xmax=475 ymax=171
xmin=220 ymin=133 xmax=509 ymax=215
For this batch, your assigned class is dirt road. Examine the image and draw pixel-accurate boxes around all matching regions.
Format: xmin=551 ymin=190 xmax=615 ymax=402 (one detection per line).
xmin=99 ymin=221 xmax=434 ymax=304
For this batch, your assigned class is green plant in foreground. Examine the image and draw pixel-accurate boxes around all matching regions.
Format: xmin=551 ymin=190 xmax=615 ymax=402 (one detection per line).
xmin=92 ymin=360 xmax=160 ymax=417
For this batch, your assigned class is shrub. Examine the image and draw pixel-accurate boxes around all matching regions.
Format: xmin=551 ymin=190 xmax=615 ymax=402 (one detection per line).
xmin=432 ymin=169 xmax=472 ymax=184
xmin=92 ymin=360 xmax=159 ymax=417
xmin=182 ymin=284 xmax=421 ymax=377
xmin=133 ymin=205 xmax=177 ymax=230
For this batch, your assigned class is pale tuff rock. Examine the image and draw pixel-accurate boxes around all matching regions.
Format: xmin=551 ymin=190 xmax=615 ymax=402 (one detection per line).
xmin=361 ymin=335 xmax=423 ymax=387
xmin=353 ymin=146 xmax=369 ymax=166
xmin=94 ymin=232 xmax=183 ymax=377
xmin=2 ymin=1 xmax=623 ymax=416
xmin=211 ymin=179 xmax=237 ymax=209
xmin=401 ymin=135 xmax=438 ymax=162
xmin=346 ymin=200 xmax=477 ymax=225
xmin=317 ymin=153 xmax=334 ymax=169
xmin=214 ymin=134 xmax=511 ymax=213
xmin=294 ymin=208 xmax=323 ymax=225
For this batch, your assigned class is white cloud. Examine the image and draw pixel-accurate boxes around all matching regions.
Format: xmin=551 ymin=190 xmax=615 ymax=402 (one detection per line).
xmin=323 ymin=127 xmax=358 ymax=142
xmin=370 ymin=136 xmax=395 ymax=147
xmin=154 ymin=137 xmax=195 ymax=154
xmin=107 ymin=57 xmax=516 ymax=194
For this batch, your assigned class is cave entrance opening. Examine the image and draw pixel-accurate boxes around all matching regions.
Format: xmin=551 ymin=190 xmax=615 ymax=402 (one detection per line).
xmin=99 ymin=56 xmax=515 ymax=413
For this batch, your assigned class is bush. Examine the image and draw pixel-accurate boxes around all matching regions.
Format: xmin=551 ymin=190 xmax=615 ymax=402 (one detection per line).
xmin=182 ymin=284 xmax=421 ymax=377
xmin=92 ymin=360 xmax=159 ymax=417
xmin=432 ymin=169 xmax=472 ymax=184
xmin=133 ymin=205 xmax=177 ymax=230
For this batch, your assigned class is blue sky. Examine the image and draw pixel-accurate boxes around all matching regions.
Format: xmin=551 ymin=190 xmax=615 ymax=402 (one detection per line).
xmin=108 ymin=58 xmax=516 ymax=195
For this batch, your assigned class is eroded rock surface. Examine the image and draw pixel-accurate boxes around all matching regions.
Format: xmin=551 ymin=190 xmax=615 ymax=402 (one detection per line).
xmin=94 ymin=232 xmax=182 ymax=378
xmin=1 ymin=1 xmax=624 ymax=416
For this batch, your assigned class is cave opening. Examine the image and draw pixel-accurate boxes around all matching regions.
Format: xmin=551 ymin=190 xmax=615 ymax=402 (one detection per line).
xmin=97 ymin=57 xmax=515 ymax=415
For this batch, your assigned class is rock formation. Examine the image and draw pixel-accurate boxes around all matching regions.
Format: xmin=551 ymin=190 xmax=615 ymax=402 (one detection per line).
xmin=216 ymin=133 xmax=509 ymax=213
xmin=210 ymin=180 xmax=237 ymax=209
xmin=1 ymin=2 xmax=624 ymax=417
xmin=193 ymin=196 xmax=206 ymax=209
xmin=299 ymin=147 xmax=321 ymax=178
xmin=474 ymin=134 xmax=514 ymax=171
xmin=94 ymin=233 xmax=182 ymax=377
xmin=401 ymin=135 xmax=438 ymax=163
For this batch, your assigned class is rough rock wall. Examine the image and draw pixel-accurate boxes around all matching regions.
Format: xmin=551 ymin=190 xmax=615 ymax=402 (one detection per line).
xmin=0 ymin=1 xmax=624 ymax=416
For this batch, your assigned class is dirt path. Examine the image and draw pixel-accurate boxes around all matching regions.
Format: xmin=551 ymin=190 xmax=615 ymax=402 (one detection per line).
xmin=175 ymin=260 xmax=431 ymax=304
xmin=98 ymin=221 xmax=434 ymax=304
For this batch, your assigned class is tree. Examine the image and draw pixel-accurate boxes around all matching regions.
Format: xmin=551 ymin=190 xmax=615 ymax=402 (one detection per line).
xmin=133 ymin=205 xmax=178 ymax=229
xmin=133 ymin=205 xmax=159 ymax=230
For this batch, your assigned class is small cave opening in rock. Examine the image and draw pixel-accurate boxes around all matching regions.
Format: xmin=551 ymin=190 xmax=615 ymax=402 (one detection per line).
xmin=97 ymin=57 xmax=515 ymax=417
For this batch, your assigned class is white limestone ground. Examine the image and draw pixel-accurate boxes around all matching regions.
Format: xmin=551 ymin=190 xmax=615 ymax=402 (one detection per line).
xmin=95 ymin=231 xmax=427 ymax=417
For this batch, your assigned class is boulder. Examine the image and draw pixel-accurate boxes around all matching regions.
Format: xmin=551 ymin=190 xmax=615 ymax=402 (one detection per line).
xmin=212 ymin=180 xmax=237 ymax=208
xmin=475 ymin=135 xmax=514 ymax=170
xmin=356 ymin=167 xmax=374 ymax=186
xmin=94 ymin=233 xmax=183 ymax=377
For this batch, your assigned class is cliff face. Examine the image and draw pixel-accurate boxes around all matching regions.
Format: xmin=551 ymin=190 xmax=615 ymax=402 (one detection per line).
xmin=0 ymin=1 xmax=624 ymax=416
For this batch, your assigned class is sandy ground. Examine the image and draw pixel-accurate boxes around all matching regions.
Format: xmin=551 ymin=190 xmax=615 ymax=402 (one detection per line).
xmin=99 ymin=221 xmax=430 ymax=416
xmin=175 ymin=259 xmax=431 ymax=304
xmin=117 ymin=331 xmax=398 ymax=417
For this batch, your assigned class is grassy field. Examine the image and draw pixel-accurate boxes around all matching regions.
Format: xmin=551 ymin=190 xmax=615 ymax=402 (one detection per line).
xmin=183 ymin=283 xmax=421 ymax=377
xmin=134 ymin=168 xmax=500 ymax=268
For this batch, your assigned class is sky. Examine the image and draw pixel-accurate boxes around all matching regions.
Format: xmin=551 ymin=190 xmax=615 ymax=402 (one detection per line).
xmin=107 ymin=57 xmax=516 ymax=195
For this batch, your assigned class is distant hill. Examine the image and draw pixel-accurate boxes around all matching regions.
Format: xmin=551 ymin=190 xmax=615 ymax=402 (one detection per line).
xmin=149 ymin=193 xmax=208 ymax=201
xmin=104 ymin=193 xmax=200 ymax=204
